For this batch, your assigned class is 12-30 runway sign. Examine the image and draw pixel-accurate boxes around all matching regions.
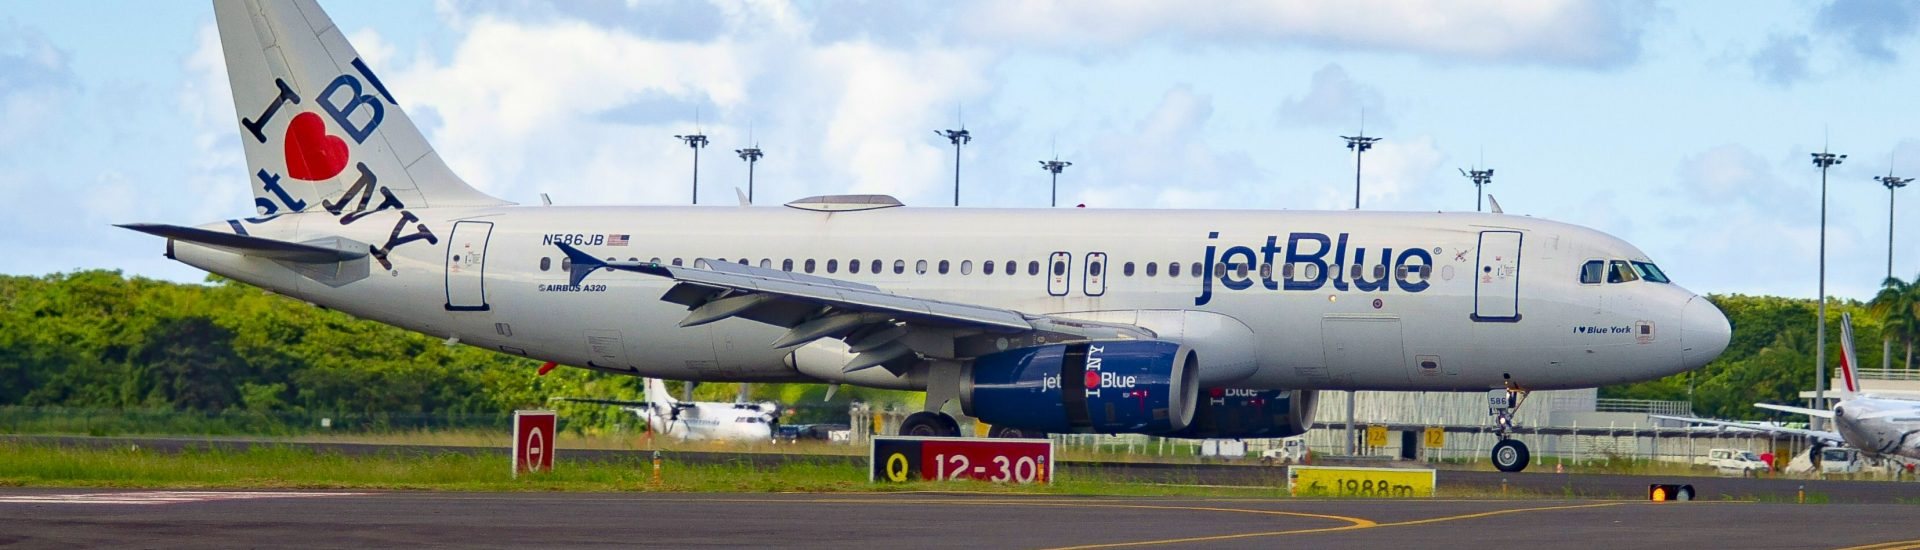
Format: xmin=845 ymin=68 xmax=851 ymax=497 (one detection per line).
xmin=870 ymin=436 xmax=1053 ymax=484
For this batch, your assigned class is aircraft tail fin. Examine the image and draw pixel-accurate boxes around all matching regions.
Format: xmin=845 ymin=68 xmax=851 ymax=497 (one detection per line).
xmin=1839 ymin=312 xmax=1861 ymax=394
xmin=213 ymin=0 xmax=508 ymax=218
xmin=646 ymin=378 xmax=677 ymax=406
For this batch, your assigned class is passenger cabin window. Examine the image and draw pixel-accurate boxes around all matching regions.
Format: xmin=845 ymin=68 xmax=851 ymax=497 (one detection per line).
xmin=917 ymin=260 xmax=929 ymax=274
xmin=871 ymin=259 xmax=881 ymax=274
xmin=539 ymin=257 xmax=551 ymax=271
xmin=1259 ymin=263 xmax=1271 ymax=280
xmin=1146 ymin=262 xmax=1158 ymax=277
xmin=805 ymin=259 xmax=816 ymax=273
xmin=1090 ymin=262 xmax=1104 ymax=277
xmin=760 ymin=259 xmax=771 ymax=269
xmin=1191 ymin=262 xmax=1201 ymax=278
xmin=1631 ymin=261 xmax=1671 ymax=283
xmin=782 ymin=259 xmax=794 ymax=271
xmin=938 ymin=260 xmax=950 ymax=274
xmin=1005 ymin=260 xmax=1016 ymax=276
xmin=1579 ymin=260 xmax=1605 ymax=284
xmin=672 ymin=258 xmax=684 ymax=266
xmin=1124 ymin=262 xmax=1135 ymax=277
xmin=826 ymin=259 xmax=838 ymax=273
xmin=1052 ymin=259 xmax=1067 ymax=276
xmin=1607 ymin=260 xmax=1637 ymax=283
xmin=894 ymin=260 xmax=906 ymax=274
xmin=1028 ymin=261 xmax=1040 ymax=276
xmin=849 ymin=259 xmax=860 ymax=274
xmin=1169 ymin=262 xmax=1181 ymax=277
xmin=961 ymin=260 xmax=973 ymax=275
xmin=561 ymin=257 xmax=572 ymax=271
xmin=984 ymin=261 xmax=996 ymax=275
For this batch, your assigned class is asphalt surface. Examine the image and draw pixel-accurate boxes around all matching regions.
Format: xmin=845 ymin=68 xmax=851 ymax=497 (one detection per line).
xmin=11 ymin=435 xmax=1920 ymax=504
xmin=1 ymin=489 xmax=1916 ymax=549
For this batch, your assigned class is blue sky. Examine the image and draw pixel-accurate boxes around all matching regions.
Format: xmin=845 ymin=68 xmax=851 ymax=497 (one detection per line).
xmin=3 ymin=0 xmax=1918 ymax=300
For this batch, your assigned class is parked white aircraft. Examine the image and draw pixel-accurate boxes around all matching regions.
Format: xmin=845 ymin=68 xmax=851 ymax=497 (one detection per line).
xmin=551 ymin=378 xmax=777 ymax=442
xmin=122 ymin=0 xmax=1732 ymax=472
xmin=1656 ymin=313 xmax=1920 ymax=461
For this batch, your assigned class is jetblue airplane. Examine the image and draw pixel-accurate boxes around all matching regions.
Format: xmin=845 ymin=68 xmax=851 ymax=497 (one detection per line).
xmin=551 ymin=378 xmax=779 ymax=443
xmin=123 ymin=0 xmax=1731 ymax=472
xmin=1658 ymin=314 xmax=1920 ymax=461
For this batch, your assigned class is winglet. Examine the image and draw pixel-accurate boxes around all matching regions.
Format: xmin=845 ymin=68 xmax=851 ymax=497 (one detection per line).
xmin=555 ymin=242 xmax=605 ymax=287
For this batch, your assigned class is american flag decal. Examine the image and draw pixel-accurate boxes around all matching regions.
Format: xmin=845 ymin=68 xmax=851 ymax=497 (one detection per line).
xmin=609 ymin=234 xmax=630 ymax=246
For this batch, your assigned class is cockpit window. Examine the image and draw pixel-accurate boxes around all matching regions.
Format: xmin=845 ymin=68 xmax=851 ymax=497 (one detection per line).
xmin=1630 ymin=261 xmax=1670 ymax=283
xmin=1579 ymin=260 xmax=1604 ymax=284
xmin=1607 ymin=260 xmax=1638 ymax=283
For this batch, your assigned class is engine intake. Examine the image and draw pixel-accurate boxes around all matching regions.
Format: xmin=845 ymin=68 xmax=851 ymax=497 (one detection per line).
xmin=961 ymin=341 xmax=1198 ymax=434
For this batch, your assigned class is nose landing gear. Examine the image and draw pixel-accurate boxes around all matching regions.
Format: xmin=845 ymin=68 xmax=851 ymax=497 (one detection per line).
xmin=1490 ymin=384 xmax=1531 ymax=473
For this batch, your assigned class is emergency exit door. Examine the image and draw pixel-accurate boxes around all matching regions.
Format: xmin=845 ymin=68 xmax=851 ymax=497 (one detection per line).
xmin=1472 ymin=230 xmax=1522 ymax=321
xmin=1047 ymin=252 xmax=1071 ymax=297
xmin=1083 ymin=252 xmax=1107 ymax=297
xmin=445 ymin=221 xmax=494 ymax=311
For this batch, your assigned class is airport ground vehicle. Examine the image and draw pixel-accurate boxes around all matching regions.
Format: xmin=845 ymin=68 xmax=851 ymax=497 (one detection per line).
xmin=125 ymin=0 xmax=1732 ymax=473
xmin=1698 ymin=448 xmax=1770 ymax=476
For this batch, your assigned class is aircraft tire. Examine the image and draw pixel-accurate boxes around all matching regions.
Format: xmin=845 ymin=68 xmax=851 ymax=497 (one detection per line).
xmin=900 ymin=411 xmax=960 ymax=437
xmin=988 ymin=425 xmax=1048 ymax=439
xmin=1492 ymin=439 xmax=1530 ymax=472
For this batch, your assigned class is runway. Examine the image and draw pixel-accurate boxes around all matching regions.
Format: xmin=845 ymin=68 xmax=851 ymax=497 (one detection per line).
xmin=1 ymin=489 xmax=1916 ymax=549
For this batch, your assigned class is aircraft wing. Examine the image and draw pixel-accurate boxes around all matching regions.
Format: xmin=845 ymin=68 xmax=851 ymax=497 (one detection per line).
xmin=1651 ymin=414 xmax=1843 ymax=445
xmin=555 ymin=243 xmax=1154 ymax=373
xmin=549 ymin=397 xmax=652 ymax=408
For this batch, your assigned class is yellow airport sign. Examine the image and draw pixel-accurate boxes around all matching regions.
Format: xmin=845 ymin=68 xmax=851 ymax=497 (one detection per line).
xmin=1288 ymin=466 xmax=1435 ymax=498
xmin=1423 ymin=426 xmax=1446 ymax=449
xmin=1365 ymin=424 xmax=1388 ymax=447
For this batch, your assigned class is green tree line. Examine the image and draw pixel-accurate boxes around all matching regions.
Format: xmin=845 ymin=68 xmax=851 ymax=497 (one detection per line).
xmin=1 ymin=270 xmax=1916 ymax=427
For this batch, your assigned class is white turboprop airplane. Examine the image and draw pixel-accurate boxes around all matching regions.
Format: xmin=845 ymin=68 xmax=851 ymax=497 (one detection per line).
xmin=121 ymin=0 xmax=1731 ymax=472
xmin=551 ymin=378 xmax=778 ymax=442
xmin=1656 ymin=313 xmax=1920 ymax=461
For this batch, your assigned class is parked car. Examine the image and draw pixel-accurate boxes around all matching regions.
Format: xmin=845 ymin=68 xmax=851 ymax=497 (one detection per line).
xmin=1697 ymin=448 xmax=1769 ymax=476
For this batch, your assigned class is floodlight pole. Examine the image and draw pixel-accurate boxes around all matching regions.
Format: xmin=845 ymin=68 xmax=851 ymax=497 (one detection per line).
xmin=1812 ymin=149 xmax=1845 ymax=419
xmin=1877 ymin=171 xmax=1910 ymax=371
xmin=1343 ymin=134 xmax=1381 ymax=209
xmin=938 ymin=129 xmax=971 ymax=206
xmin=1040 ymin=158 xmax=1072 ymax=207
xmin=736 ymin=146 xmax=764 ymax=204
xmin=676 ymin=133 xmax=709 ymax=204
xmin=1461 ymin=167 xmax=1494 ymax=212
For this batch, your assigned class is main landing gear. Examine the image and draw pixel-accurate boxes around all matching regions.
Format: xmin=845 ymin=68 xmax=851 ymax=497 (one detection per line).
xmin=1490 ymin=384 xmax=1532 ymax=473
xmin=899 ymin=411 xmax=961 ymax=437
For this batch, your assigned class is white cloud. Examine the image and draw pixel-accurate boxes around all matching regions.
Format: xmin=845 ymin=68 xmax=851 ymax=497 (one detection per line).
xmin=1277 ymin=64 xmax=1386 ymax=129
xmin=178 ymin=23 xmax=248 ymax=222
xmin=958 ymin=0 xmax=1652 ymax=67
xmin=1068 ymin=85 xmax=1261 ymax=209
xmin=381 ymin=9 xmax=994 ymax=206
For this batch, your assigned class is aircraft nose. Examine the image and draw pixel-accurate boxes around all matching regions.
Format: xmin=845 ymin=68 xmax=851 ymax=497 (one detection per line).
xmin=1680 ymin=295 xmax=1731 ymax=370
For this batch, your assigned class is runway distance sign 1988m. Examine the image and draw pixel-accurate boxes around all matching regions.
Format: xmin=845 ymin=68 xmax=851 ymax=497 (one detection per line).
xmin=1287 ymin=465 xmax=1435 ymax=497
xmin=869 ymin=436 xmax=1053 ymax=484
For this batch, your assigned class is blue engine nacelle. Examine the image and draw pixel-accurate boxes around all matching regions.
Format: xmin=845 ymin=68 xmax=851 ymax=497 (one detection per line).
xmin=1162 ymin=388 xmax=1319 ymax=439
xmin=961 ymin=341 xmax=1198 ymax=434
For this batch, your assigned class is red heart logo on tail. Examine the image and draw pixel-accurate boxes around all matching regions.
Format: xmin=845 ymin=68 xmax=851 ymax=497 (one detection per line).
xmin=284 ymin=111 xmax=350 ymax=181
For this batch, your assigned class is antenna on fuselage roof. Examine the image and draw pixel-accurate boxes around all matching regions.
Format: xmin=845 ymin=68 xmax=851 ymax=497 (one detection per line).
xmin=1486 ymin=194 xmax=1505 ymax=214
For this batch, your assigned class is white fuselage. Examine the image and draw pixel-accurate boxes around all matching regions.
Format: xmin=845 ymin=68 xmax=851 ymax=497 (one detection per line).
xmin=171 ymin=204 xmax=1728 ymax=393
xmin=1833 ymin=397 xmax=1920 ymax=459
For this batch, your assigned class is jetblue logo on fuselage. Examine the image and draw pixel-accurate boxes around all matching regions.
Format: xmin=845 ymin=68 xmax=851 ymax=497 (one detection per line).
xmin=1195 ymin=231 xmax=1435 ymax=306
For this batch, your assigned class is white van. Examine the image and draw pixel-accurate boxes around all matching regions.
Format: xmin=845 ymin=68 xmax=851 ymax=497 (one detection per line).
xmin=1698 ymin=448 xmax=1769 ymax=476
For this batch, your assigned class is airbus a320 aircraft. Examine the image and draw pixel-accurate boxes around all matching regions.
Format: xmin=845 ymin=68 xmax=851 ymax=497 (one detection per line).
xmin=1657 ymin=313 xmax=1920 ymax=461
xmin=551 ymin=379 xmax=778 ymax=442
xmin=123 ymin=0 xmax=1731 ymax=472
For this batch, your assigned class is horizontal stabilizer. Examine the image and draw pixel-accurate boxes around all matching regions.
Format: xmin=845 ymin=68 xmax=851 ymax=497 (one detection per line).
xmin=117 ymin=223 xmax=366 ymax=263
xmin=1755 ymin=402 xmax=1835 ymax=419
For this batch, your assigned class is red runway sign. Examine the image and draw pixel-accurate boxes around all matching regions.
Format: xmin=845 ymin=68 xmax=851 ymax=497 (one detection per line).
xmin=870 ymin=436 xmax=1053 ymax=484
xmin=513 ymin=410 xmax=557 ymax=478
